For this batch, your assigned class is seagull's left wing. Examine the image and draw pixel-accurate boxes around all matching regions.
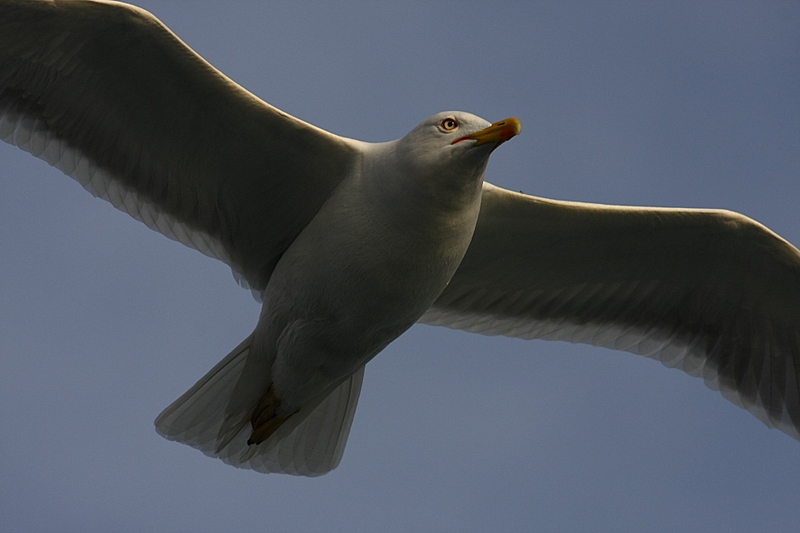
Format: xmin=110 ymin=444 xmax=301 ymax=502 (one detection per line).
xmin=422 ymin=182 xmax=800 ymax=440
xmin=0 ymin=0 xmax=356 ymax=295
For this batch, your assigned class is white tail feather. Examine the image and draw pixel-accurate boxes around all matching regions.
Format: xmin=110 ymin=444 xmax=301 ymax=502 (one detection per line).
xmin=154 ymin=335 xmax=364 ymax=476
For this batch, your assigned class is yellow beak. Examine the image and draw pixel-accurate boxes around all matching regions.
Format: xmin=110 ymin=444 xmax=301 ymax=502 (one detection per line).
xmin=452 ymin=117 xmax=521 ymax=146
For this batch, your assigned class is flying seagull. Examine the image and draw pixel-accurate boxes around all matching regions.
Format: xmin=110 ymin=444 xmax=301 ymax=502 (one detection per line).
xmin=1 ymin=0 xmax=798 ymax=477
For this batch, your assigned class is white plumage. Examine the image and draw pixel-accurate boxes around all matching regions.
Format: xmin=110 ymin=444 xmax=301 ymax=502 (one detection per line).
xmin=1 ymin=0 xmax=799 ymax=477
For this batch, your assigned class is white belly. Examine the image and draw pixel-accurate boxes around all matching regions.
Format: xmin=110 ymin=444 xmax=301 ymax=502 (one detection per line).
xmin=254 ymin=167 xmax=482 ymax=412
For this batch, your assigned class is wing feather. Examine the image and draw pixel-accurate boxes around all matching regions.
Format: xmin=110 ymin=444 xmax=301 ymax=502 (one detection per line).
xmin=423 ymin=182 xmax=800 ymax=440
xmin=0 ymin=0 xmax=357 ymax=293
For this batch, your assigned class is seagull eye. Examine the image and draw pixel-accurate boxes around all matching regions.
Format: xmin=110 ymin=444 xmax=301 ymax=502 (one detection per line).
xmin=440 ymin=118 xmax=459 ymax=131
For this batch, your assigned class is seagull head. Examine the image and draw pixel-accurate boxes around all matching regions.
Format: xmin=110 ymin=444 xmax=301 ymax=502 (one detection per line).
xmin=394 ymin=111 xmax=521 ymax=181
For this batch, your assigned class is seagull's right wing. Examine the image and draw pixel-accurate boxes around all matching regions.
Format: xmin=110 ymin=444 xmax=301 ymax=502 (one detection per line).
xmin=422 ymin=182 xmax=800 ymax=440
xmin=0 ymin=0 xmax=356 ymax=295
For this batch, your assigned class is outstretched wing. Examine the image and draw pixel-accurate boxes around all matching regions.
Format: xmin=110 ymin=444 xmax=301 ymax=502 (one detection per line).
xmin=423 ymin=182 xmax=800 ymax=439
xmin=0 ymin=0 xmax=356 ymax=294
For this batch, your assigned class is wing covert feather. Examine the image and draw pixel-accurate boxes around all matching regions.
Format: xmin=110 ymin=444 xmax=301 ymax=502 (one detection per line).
xmin=423 ymin=182 xmax=800 ymax=439
xmin=0 ymin=0 xmax=356 ymax=292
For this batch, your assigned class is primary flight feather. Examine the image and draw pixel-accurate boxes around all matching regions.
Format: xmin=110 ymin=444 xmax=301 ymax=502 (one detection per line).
xmin=1 ymin=0 xmax=798 ymax=477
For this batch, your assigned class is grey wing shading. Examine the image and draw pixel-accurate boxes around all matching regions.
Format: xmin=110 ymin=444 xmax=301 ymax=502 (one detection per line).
xmin=422 ymin=182 xmax=800 ymax=440
xmin=0 ymin=0 xmax=356 ymax=295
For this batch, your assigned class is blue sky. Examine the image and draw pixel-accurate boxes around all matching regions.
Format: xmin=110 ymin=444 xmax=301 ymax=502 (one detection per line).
xmin=1 ymin=2 xmax=799 ymax=531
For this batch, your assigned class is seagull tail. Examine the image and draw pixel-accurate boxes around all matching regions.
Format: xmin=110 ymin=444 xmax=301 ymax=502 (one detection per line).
xmin=154 ymin=335 xmax=364 ymax=476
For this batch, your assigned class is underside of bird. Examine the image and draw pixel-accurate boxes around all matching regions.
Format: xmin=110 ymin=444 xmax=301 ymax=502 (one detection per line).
xmin=2 ymin=0 xmax=800 ymax=479
xmin=154 ymin=334 xmax=365 ymax=476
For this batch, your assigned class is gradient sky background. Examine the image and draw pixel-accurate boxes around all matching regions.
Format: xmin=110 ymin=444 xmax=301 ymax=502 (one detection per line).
xmin=1 ymin=2 xmax=799 ymax=532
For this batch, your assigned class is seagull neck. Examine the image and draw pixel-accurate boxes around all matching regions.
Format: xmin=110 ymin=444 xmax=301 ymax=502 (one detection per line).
xmin=361 ymin=142 xmax=484 ymax=230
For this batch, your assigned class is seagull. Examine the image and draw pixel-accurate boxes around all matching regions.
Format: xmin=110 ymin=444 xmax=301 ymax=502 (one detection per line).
xmin=1 ymin=0 xmax=798 ymax=477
